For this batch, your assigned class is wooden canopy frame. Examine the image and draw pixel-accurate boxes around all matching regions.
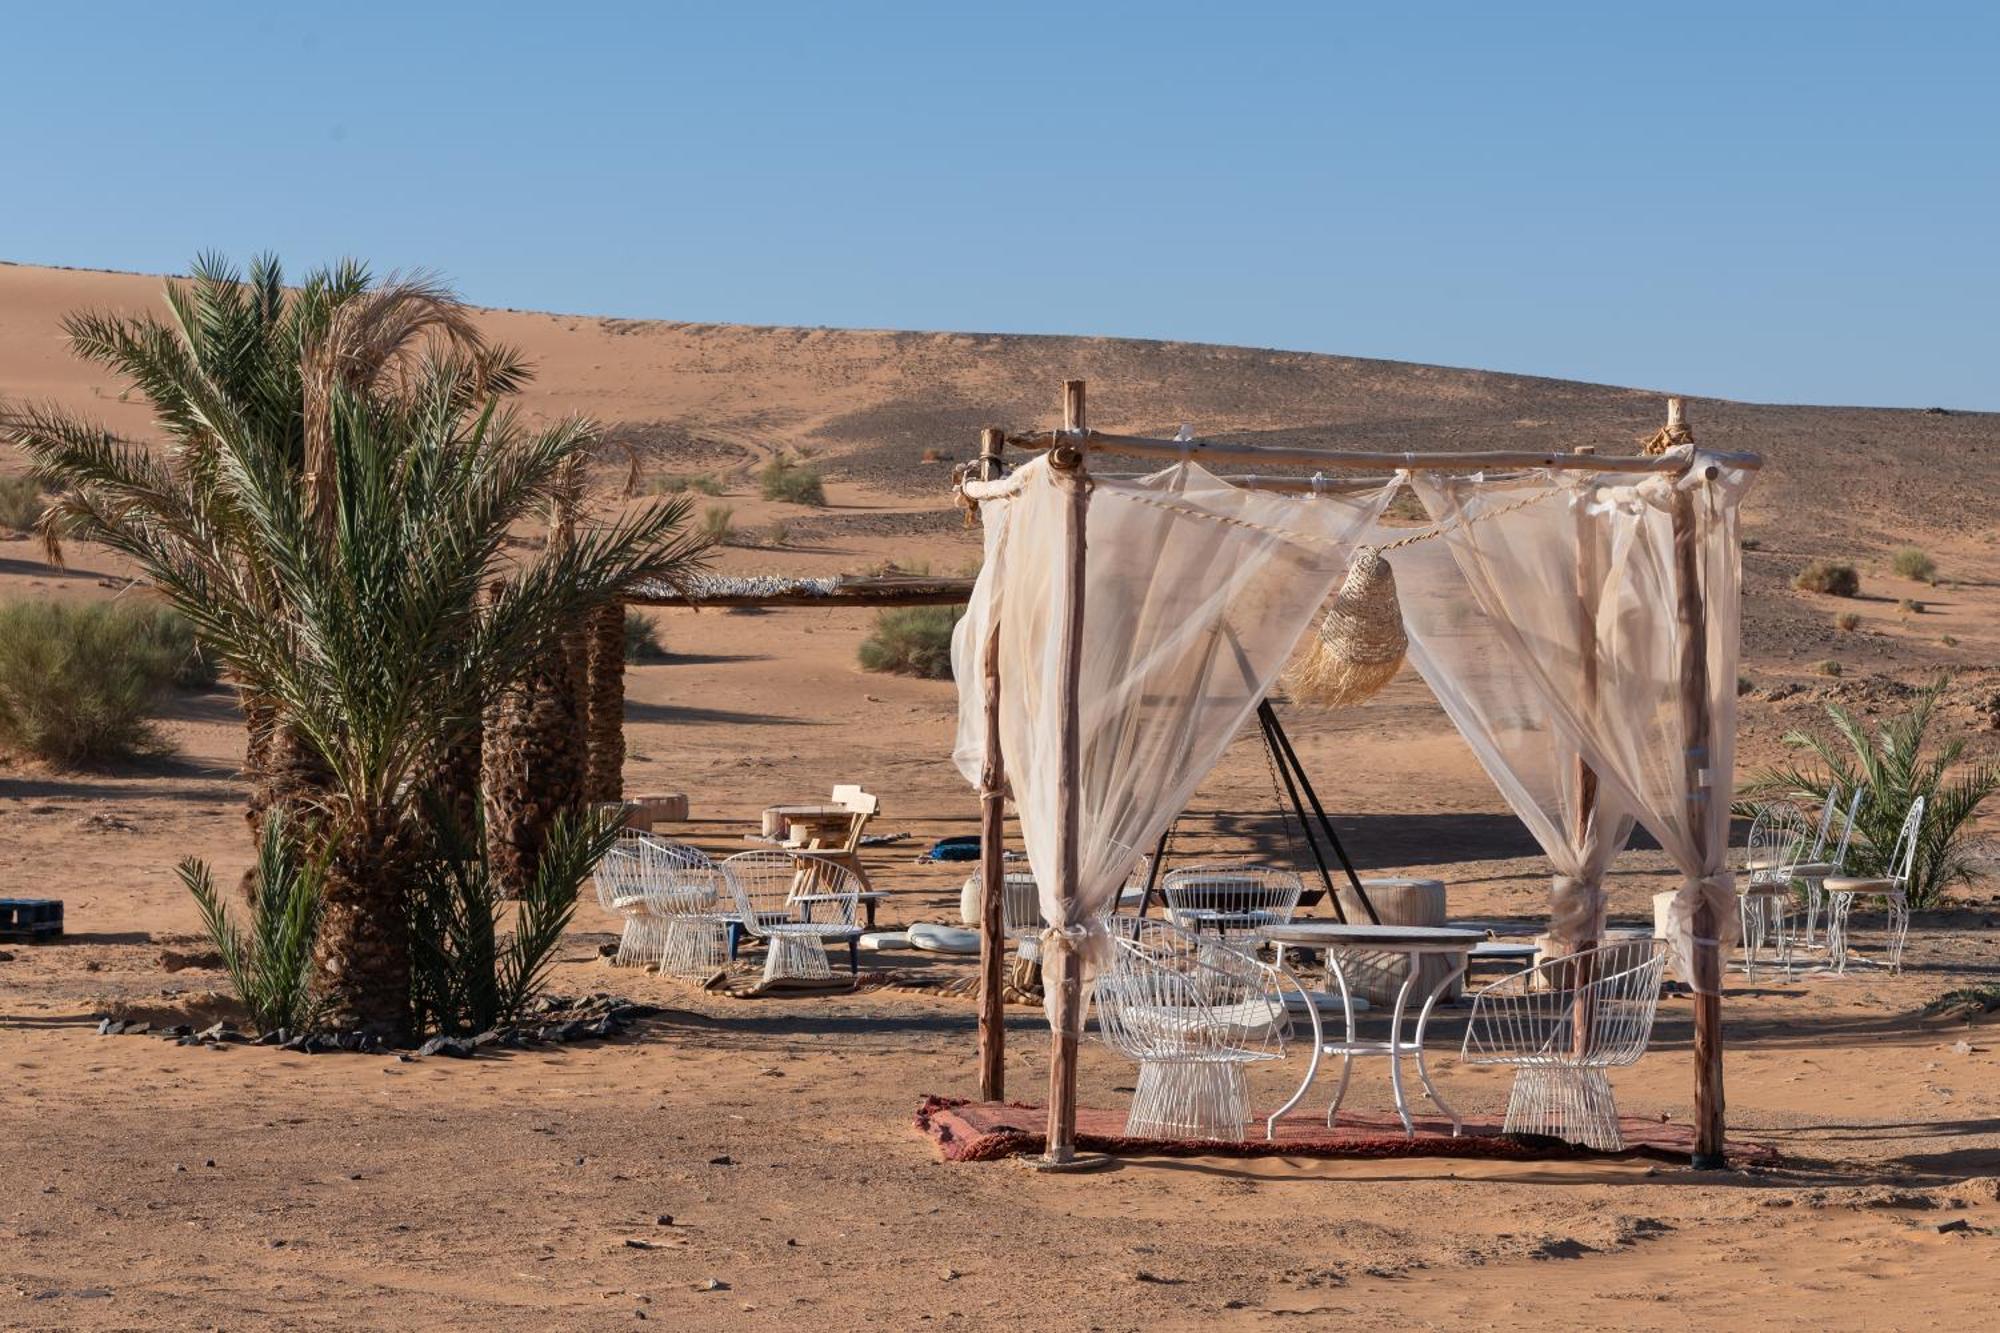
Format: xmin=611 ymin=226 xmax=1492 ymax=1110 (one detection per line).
xmin=963 ymin=381 xmax=1746 ymax=1170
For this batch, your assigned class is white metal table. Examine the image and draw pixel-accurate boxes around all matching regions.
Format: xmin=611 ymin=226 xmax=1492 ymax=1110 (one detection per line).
xmin=1263 ymin=923 xmax=1486 ymax=1139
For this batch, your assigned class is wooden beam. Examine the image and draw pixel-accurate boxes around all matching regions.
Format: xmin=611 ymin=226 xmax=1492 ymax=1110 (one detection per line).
xmin=625 ymin=574 xmax=973 ymax=609
xmin=1006 ymin=428 xmax=1763 ymax=475
xmin=1667 ymin=401 xmax=1727 ymax=1167
xmin=1043 ymin=380 xmax=1089 ymax=1166
xmin=976 ymin=426 xmax=1008 ymax=1103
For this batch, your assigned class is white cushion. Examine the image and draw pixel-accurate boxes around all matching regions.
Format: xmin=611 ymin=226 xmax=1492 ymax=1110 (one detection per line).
xmin=907 ymin=922 xmax=982 ymax=955
xmin=860 ymin=931 xmax=914 ymax=951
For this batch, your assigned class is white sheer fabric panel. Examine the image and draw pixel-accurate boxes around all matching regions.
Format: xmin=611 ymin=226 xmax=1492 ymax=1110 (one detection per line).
xmin=952 ymin=457 xmax=1399 ymax=1002
xmin=1406 ymin=448 xmax=1752 ymax=991
xmin=1392 ymin=530 xmax=1636 ymax=946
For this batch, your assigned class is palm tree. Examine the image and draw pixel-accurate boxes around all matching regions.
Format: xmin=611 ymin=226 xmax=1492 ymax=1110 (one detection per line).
xmin=15 ymin=359 xmax=708 ymax=1033
xmin=9 ymin=255 xmax=524 ymax=861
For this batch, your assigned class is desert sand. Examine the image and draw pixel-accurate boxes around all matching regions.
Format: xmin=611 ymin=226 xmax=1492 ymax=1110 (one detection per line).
xmin=2 ymin=261 xmax=1998 ymax=1329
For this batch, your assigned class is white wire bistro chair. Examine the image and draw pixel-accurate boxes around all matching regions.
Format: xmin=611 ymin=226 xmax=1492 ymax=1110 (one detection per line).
xmin=652 ymin=845 xmax=731 ymax=980
xmin=591 ymin=832 xmax=673 ymax=967
xmin=1791 ymin=786 xmax=1864 ymax=949
xmin=721 ymin=849 xmax=864 ymax=983
xmin=1739 ymin=801 xmax=1812 ymax=978
xmin=1823 ymin=796 xmax=1924 ymax=975
xmin=1460 ymin=939 xmax=1669 ymax=1151
xmin=1159 ymin=865 xmax=1304 ymax=946
xmin=1092 ymin=917 xmax=1323 ymax=1141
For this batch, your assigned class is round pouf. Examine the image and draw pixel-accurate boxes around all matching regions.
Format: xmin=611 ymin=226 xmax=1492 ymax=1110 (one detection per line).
xmin=1332 ymin=877 xmax=1454 ymax=1006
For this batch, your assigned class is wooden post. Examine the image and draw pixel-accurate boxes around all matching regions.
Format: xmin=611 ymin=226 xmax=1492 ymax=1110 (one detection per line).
xmin=1571 ymin=445 xmax=1601 ymax=1056
xmin=975 ymin=427 xmax=1009 ymax=1103
xmin=1043 ymin=380 xmax=1089 ymax=1165
xmin=1667 ymin=401 xmax=1727 ymax=1167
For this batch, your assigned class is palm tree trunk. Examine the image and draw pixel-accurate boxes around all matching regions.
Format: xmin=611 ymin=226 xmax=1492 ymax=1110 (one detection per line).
xmin=313 ymin=809 xmax=411 ymax=1037
xmin=583 ymin=602 xmax=626 ymax=804
xmin=240 ymin=687 xmax=332 ymax=901
xmin=482 ymin=643 xmax=586 ymax=900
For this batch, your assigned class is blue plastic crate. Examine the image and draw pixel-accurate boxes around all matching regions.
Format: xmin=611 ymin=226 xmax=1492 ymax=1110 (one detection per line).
xmin=0 ymin=898 xmax=63 ymax=941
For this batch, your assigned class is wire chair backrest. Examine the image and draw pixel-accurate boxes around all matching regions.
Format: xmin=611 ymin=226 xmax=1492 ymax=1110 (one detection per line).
xmin=1461 ymin=940 xmax=1669 ymax=1070
xmin=721 ymin=850 xmax=862 ymax=933
xmin=1807 ymin=784 xmax=1841 ymax=861
xmin=1886 ymin=796 xmax=1926 ymax=891
xmin=594 ymin=831 xmax=652 ymax=912
xmin=1744 ymin=802 xmax=1811 ymax=884
xmin=1160 ymin=865 xmax=1304 ymax=935
xmin=1095 ymin=917 xmax=1292 ymax=1062
xmin=1827 ymin=787 xmax=1866 ymax=871
xmin=995 ymin=872 xmax=1043 ymax=939
xmin=642 ymin=837 xmax=723 ymax=913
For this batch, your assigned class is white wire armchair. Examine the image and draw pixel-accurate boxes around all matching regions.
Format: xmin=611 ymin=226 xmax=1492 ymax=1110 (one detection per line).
xmin=1739 ymin=801 xmax=1812 ymax=978
xmin=651 ymin=843 xmax=731 ymax=980
xmin=1093 ymin=917 xmax=1323 ymax=1141
xmin=1159 ymin=865 xmax=1304 ymax=945
xmin=721 ymin=850 xmax=864 ymax=983
xmin=1824 ymin=796 xmax=1924 ymax=975
xmin=1460 ymin=939 xmax=1669 ymax=1151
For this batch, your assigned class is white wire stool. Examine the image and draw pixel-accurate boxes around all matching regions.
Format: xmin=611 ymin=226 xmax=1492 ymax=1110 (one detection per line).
xmin=1460 ymin=939 xmax=1668 ymax=1151
xmin=1093 ymin=917 xmax=1323 ymax=1142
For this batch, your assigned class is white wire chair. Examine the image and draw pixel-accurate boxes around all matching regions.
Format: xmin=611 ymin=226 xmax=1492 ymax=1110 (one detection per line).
xmin=1739 ymin=801 xmax=1812 ymax=978
xmin=1460 ymin=939 xmax=1669 ymax=1151
xmin=1824 ymin=796 xmax=1924 ymax=975
xmin=1792 ymin=786 xmax=1864 ymax=948
xmin=1159 ymin=865 xmax=1304 ymax=945
xmin=591 ymin=832 xmax=675 ymax=967
xmin=721 ymin=850 xmax=864 ymax=983
xmin=1092 ymin=917 xmax=1322 ymax=1141
xmin=652 ymin=845 xmax=731 ymax=980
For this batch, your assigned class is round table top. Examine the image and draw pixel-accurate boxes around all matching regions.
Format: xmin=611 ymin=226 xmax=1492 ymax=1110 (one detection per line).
xmin=1263 ymin=922 xmax=1486 ymax=951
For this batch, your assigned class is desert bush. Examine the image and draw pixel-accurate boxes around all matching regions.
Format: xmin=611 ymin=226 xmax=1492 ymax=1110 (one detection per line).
xmin=701 ymin=504 xmax=736 ymax=545
xmin=0 ymin=599 xmax=183 ymax=763
xmin=181 ymin=815 xmax=326 ymax=1034
xmin=1835 ymin=611 xmax=1861 ymax=633
xmin=1793 ymin=560 xmax=1860 ymax=597
xmin=0 ymin=474 xmax=45 ymax=531
xmin=1942 ymin=634 xmax=1959 ymax=648
xmin=132 ymin=604 xmax=223 ymax=688
xmin=624 ymin=610 xmax=667 ymax=662
xmin=1815 ymin=659 xmax=1843 ymax=678
xmin=1891 ymin=546 xmax=1937 ymax=582
xmin=858 ymin=605 xmax=962 ymax=680
xmin=406 ymin=806 xmax=615 ymax=1036
xmin=1742 ymin=677 xmax=1999 ymax=908
xmin=758 ymin=456 xmax=826 ymax=506
xmin=654 ymin=473 xmax=725 ymax=496
xmin=1740 ymin=537 xmax=1764 ymax=552
xmin=1899 ymin=598 xmax=1926 ymax=615
xmin=764 ymin=519 xmax=790 ymax=547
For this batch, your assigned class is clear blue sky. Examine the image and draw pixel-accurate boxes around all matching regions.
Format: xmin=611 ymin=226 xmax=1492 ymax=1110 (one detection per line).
xmin=3 ymin=2 xmax=1995 ymax=408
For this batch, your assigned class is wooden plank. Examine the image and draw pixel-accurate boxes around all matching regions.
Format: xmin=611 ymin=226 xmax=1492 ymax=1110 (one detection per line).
xmin=976 ymin=426 xmax=1009 ymax=1103
xmin=626 ymin=574 xmax=973 ymax=609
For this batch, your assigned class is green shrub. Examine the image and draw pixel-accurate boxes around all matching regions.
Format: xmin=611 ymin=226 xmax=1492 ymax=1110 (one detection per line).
xmin=764 ymin=519 xmax=791 ymax=547
xmin=654 ymin=473 xmax=724 ymax=496
xmin=1835 ymin=611 xmax=1861 ymax=633
xmin=1899 ymin=598 xmax=1926 ymax=615
xmin=0 ymin=599 xmax=183 ymax=763
xmin=1891 ymin=546 xmax=1937 ymax=582
xmin=624 ymin=610 xmax=667 ymax=662
xmin=1941 ymin=634 xmax=1959 ymax=648
xmin=1815 ymin=659 xmax=1843 ymax=677
xmin=407 ymin=806 xmax=615 ymax=1036
xmin=858 ymin=606 xmax=962 ymax=680
xmin=758 ymin=456 xmax=826 ymax=506
xmin=1794 ymin=560 xmax=1860 ymax=597
xmin=1742 ymin=677 xmax=1999 ymax=908
xmin=700 ymin=504 xmax=735 ymax=545
xmin=0 ymin=475 xmax=45 ymax=532
xmin=181 ymin=814 xmax=326 ymax=1034
xmin=132 ymin=604 xmax=222 ymax=688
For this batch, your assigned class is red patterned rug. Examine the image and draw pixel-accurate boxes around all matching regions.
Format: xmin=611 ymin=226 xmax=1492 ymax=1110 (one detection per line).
xmin=914 ymin=1096 xmax=1774 ymax=1166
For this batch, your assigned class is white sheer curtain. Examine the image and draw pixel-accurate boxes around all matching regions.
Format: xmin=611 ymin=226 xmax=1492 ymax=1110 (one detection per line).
xmin=953 ymin=457 xmax=1399 ymax=1008
xmin=1404 ymin=448 xmax=1753 ymax=990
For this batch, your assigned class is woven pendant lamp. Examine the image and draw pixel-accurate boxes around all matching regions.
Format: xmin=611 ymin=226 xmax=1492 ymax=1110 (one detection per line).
xmin=1285 ymin=546 xmax=1407 ymax=709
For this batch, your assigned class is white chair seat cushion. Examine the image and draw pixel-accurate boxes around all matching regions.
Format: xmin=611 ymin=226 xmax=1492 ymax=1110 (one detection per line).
xmin=1282 ymin=989 xmax=1369 ymax=1016
xmin=860 ymin=931 xmax=914 ymax=951
xmin=1823 ymin=877 xmax=1899 ymax=895
xmin=908 ymin=922 xmax=982 ymax=955
xmin=1124 ymin=997 xmax=1287 ymax=1047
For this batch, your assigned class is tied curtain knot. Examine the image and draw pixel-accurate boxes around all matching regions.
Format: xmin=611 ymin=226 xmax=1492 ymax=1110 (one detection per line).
xmin=1548 ymin=875 xmax=1607 ymax=947
xmin=1039 ymin=919 xmax=1114 ymax=1035
xmin=1665 ymin=872 xmax=1738 ymax=996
